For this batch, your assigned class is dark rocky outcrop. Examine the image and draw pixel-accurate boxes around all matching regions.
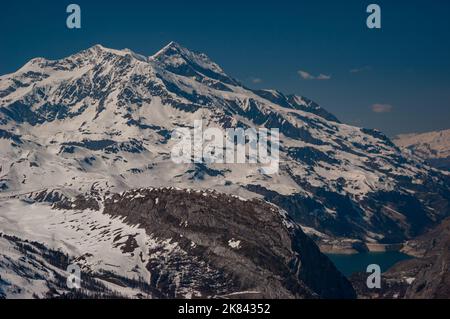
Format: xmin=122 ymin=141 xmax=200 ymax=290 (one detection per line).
xmin=102 ymin=188 xmax=355 ymax=299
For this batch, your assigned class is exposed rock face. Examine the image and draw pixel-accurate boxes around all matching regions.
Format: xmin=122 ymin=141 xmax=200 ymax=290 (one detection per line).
xmin=350 ymin=217 xmax=450 ymax=299
xmin=399 ymin=217 xmax=450 ymax=298
xmin=103 ymin=188 xmax=356 ymax=299
xmin=0 ymin=187 xmax=355 ymax=299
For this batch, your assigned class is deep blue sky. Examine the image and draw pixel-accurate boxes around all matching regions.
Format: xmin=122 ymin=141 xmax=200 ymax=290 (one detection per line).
xmin=1 ymin=0 xmax=449 ymax=136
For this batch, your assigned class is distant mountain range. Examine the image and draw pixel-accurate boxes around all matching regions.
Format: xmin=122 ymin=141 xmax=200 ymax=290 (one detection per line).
xmin=394 ymin=129 xmax=450 ymax=171
xmin=0 ymin=42 xmax=449 ymax=298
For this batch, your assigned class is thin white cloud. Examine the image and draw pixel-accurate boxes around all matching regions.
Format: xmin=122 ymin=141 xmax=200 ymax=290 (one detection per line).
xmin=350 ymin=66 xmax=372 ymax=73
xmin=250 ymin=77 xmax=263 ymax=84
xmin=371 ymin=103 xmax=393 ymax=113
xmin=317 ymin=74 xmax=331 ymax=80
xmin=298 ymin=69 xmax=331 ymax=80
xmin=298 ymin=70 xmax=314 ymax=80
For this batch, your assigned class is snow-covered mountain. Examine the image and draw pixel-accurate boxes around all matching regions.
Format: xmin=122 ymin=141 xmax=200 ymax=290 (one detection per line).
xmin=1 ymin=42 xmax=449 ymax=255
xmin=394 ymin=129 xmax=450 ymax=171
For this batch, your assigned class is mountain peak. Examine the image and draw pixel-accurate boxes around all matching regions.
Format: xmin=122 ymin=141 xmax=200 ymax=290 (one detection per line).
xmin=86 ymin=43 xmax=122 ymax=55
xmin=162 ymin=40 xmax=185 ymax=52
xmin=77 ymin=44 xmax=147 ymax=62
xmin=151 ymin=41 xmax=191 ymax=59
xmin=150 ymin=41 xmax=239 ymax=86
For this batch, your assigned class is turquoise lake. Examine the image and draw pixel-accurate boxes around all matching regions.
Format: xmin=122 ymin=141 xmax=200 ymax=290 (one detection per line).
xmin=325 ymin=251 xmax=412 ymax=277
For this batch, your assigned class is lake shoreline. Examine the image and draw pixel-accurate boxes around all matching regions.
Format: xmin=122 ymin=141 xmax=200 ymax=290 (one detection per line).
xmin=319 ymin=241 xmax=415 ymax=256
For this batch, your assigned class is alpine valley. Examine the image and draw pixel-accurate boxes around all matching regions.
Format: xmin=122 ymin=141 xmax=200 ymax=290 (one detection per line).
xmin=0 ymin=42 xmax=449 ymax=298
